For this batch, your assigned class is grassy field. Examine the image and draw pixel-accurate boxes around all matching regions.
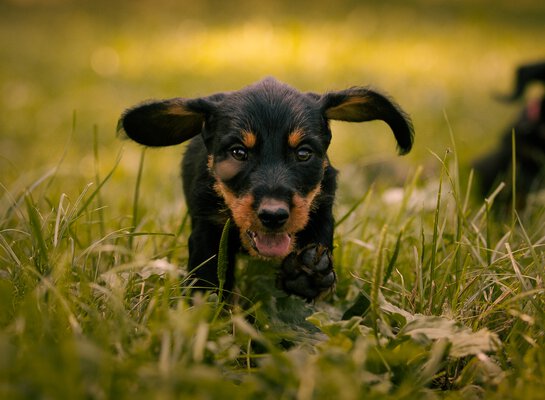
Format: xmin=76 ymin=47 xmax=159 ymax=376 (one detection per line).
xmin=2 ymin=0 xmax=545 ymax=398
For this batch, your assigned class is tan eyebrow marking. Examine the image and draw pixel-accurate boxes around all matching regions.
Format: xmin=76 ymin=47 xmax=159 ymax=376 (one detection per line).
xmin=241 ymin=130 xmax=257 ymax=148
xmin=288 ymin=128 xmax=305 ymax=148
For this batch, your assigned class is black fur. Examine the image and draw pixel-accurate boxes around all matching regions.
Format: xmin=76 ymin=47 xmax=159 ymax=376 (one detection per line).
xmin=474 ymin=61 xmax=545 ymax=209
xmin=119 ymin=78 xmax=414 ymax=300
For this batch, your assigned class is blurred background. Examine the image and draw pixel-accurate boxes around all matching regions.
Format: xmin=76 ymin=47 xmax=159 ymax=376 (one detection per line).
xmin=1 ymin=0 xmax=544 ymax=202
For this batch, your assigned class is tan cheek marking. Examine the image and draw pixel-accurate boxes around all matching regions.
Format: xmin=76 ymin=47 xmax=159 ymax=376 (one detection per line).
xmin=242 ymin=130 xmax=257 ymax=149
xmin=214 ymin=159 xmax=242 ymax=181
xmin=214 ymin=181 xmax=254 ymax=230
xmin=286 ymin=185 xmax=322 ymax=234
xmin=288 ymin=128 xmax=305 ymax=148
xmin=214 ymin=180 xmax=259 ymax=254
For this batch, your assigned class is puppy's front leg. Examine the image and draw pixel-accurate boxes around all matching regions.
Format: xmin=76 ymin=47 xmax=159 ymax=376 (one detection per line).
xmin=277 ymin=201 xmax=336 ymax=301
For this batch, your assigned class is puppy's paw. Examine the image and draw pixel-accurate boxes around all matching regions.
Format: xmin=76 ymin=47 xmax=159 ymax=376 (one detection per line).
xmin=278 ymin=244 xmax=336 ymax=301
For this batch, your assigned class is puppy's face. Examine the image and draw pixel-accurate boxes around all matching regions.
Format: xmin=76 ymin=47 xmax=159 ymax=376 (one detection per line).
xmin=119 ymin=77 xmax=413 ymax=258
xmin=203 ymin=84 xmax=331 ymax=258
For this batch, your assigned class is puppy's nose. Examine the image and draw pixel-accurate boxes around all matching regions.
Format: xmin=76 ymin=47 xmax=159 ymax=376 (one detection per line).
xmin=257 ymin=199 xmax=290 ymax=230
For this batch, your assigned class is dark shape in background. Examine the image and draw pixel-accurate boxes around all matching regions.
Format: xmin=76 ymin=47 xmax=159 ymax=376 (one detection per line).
xmin=474 ymin=61 xmax=545 ymax=210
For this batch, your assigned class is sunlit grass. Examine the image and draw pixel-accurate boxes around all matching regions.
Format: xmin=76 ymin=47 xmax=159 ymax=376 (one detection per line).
xmin=2 ymin=0 xmax=545 ymax=398
xmin=2 ymin=139 xmax=545 ymax=398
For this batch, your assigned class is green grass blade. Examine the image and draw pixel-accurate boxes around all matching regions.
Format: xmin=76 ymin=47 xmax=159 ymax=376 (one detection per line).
xmin=93 ymin=125 xmax=105 ymax=238
xmin=429 ymin=150 xmax=447 ymax=296
xmin=129 ymin=148 xmax=146 ymax=250
xmin=217 ymin=218 xmax=231 ymax=301
xmin=511 ymin=128 xmax=516 ymax=231
xmin=371 ymin=224 xmax=387 ymax=338
xmin=335 ymin=184 xmax=373 ymax=228
xmin=515 ymin=211 xmax=545 ymax=285
xmin=24 ymin=192 xmax=49 ymax=274
xmin=505 ymin=242 xmax=545 ymax=319
xmin=382 ymin=228 xmax=403 ymax=285
xmin=74 ymin=150 xmax=123 ymax=222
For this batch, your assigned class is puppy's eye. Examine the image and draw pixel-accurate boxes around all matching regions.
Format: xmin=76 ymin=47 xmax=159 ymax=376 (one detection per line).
xmin=230 ymin=146 xmax=248 ymax=161
xmin=296 ymin=147 xmax=313 ymax=162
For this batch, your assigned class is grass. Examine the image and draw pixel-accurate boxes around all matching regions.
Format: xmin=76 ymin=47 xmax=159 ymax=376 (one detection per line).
xmin=2 ymin=0 xmax=545 ymax=398
xmin=2 ymin=137 xmax=545 ymax=399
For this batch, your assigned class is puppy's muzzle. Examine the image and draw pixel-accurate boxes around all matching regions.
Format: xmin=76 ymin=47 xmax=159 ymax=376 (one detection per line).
xmin=248 ymin=198 xmax=292 ymax=258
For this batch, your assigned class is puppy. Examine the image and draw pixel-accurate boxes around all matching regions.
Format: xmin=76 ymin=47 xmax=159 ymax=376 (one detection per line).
xmin=474 ymin=61 xmax=545 ymax=209
xmin=119 ymin=78 xmax=414 ymax=300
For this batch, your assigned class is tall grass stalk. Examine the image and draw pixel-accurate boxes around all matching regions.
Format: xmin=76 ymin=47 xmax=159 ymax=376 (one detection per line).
xmin=129 ymin=148 xmax=146 ymax=250
xmin=93 ymin=126 xmax=106 ymax=238
xmin=370 ymin=224 xmax=387 ymax=339
xmin=217 ymin=218 xmax=232 ymax=302
xmin=428 ymin=150 xmax=447 ymax=307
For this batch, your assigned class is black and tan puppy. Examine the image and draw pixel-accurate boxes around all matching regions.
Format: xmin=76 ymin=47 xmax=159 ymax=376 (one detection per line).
xmin=119 ymin=78 xmax=414 ymax=300
xmin=474 ymin=61 xmax=545 ymax=209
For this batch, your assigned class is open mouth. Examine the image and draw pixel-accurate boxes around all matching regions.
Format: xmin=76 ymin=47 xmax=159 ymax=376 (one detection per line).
xmin=247 ymin=230 xmax=292 ymax=258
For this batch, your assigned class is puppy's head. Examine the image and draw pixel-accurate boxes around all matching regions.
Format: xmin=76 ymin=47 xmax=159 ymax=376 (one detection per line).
xmin=119 ymin=78 xmax=414 ymax=258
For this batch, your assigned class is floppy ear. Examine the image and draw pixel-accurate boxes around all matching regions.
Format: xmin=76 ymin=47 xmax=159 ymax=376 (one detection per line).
xmin=118 ymin=95 xmax=221 ymax=147
xmin=321 ymin=87 xmax=414 ymax=155
xmin=496 ymin=61 xmax=545 ymax=102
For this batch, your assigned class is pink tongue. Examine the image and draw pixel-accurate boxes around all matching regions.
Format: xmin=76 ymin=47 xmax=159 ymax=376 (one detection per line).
xmin=254 ymin=233 xmax=291 ymax=258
